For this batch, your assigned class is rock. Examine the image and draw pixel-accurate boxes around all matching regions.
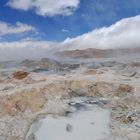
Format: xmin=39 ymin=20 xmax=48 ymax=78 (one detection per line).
xmin=130 ymin=62 xmax=140 ymax=67
xmin=124 ymin=71 xmax=137 ymax=77
xmin=0 ymin=89 xmax=47 ymax=117
xmin=13 ymin=71 xmax=29 ymax=80
xmin=116 ymin=84 xmax=133 ymax=97
xmin=83 ymin=69 xmax=103 ymax=75
xmin=45 ymin=80 xmax=116 ymax=99
xmin=123 ymin=115 xmax=134 ymax=124
xmin=66 ymin=124 xmax=72 ymax=132
xmin=26 ymin=133 xmax=36 ymax=140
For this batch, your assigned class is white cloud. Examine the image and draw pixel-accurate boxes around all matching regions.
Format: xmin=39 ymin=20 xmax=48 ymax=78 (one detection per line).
xmin=0 ymin=40 xmax=57 ymax=61
xmin=60 ymin=15 xmax=140 ymax=50
xmin=0 ymin=15 xmax=140 ymax=61
xmin=61 ymin=29 xmax=69 ymax=33
xmin=7 ymin=0 xmax=80 ymax=16
xmin=0 ymin=21 xmax=36 ymax=36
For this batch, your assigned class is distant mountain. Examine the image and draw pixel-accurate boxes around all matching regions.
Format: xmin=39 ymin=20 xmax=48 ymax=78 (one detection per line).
xmin=56 ymin=47 xmax=140 ymax=59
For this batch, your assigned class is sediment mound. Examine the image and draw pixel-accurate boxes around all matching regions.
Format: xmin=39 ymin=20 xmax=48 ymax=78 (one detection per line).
xmin=13 ymin=71 xmax=29 ymax=80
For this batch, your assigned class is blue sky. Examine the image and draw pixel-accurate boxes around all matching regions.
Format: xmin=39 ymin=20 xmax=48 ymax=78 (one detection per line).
xmin=1 ymin=0 xmax=140 ymax=42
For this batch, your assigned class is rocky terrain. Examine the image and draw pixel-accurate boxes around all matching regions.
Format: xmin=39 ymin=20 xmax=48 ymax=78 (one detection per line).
xmin=0 ymin=56 xmax=140 ymax=140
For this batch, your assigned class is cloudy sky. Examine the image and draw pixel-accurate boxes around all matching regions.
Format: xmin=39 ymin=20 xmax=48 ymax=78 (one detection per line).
xmin=0 ymin=0 xmax=140 ymax=60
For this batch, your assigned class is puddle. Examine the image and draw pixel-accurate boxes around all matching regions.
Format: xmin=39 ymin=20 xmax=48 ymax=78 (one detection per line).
xmin=27 ymin=100 xmax=110 ymax=140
